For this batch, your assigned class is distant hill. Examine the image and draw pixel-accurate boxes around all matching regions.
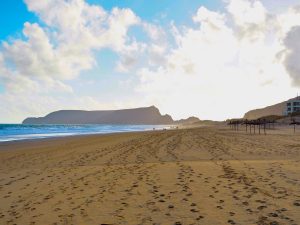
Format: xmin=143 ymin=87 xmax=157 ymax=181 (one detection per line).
xmin=23 ymin=106 xmax=175 ymax=125
xmin=22 ymin=106 xmax=200 ymax=125
xmin=243 ymin=97 xmax=298 ymax=120
xmin=191 ymin=120 xmax=224 ymax=126
xmin=175 ymin=116 xmax=200 ymax=124
xmin=244 ymin=100 xmax=289 ymax=120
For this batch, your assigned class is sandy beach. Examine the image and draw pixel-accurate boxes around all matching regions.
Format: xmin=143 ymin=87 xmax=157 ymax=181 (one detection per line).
xmin=0 ymin=126 xmax=300 ymax=225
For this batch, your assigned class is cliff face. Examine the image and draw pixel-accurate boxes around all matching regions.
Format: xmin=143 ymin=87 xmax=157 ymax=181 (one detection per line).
xmin=22 ymin=106 xmax=174 ymax=125
xmin=243 ymin=100 xmax=289 ymax=120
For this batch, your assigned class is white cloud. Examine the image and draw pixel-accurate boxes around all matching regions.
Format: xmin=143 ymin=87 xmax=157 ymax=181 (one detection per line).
xmin=105 ymin=7 xmax=140 ymax=51
xmin=115 ymin=22 xmax=169 ymax=73
xmin=2 ymin=0 xmax=141 ymax=82
xmin=135 ymin=0 xmax=300 ymax=120
xmin=281 ymin=25 xmax=300 ymax=86
xmin=0 ymin=0 xmax=144 ymax=122
xmin=143 ymin=22 xmax=166 ymax=41
xmin=115 ymin=40 xmax=146 ymax=73
xmin=227 ymin=0 xmax=267 ymax=26
xmin=277 ymin=5 xmax=300 ymax=36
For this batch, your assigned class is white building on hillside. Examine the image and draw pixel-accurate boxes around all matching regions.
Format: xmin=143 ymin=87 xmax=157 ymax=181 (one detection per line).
xmin=285 ymin=97 xmax=300 ymax=115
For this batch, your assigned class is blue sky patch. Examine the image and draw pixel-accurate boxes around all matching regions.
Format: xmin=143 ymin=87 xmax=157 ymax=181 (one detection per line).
xmin=0 ymin=0 xmax=38 ymax=40
xmin=87 ymin=0 xmax=224 ymax=25
xmin=0 ymin=84 xmax=4 ymax=94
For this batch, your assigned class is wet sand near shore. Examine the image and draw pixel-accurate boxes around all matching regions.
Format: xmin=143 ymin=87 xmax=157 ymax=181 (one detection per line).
xmin=0 ymin=127 xmax=300 ymax=225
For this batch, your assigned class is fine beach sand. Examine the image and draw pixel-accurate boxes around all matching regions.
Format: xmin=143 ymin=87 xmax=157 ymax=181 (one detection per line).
xmin=0 ymin=126 xmax=300 ymax=225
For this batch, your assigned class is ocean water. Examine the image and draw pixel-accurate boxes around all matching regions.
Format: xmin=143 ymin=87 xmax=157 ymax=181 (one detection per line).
xmin=0 ymin=124 xmax=166 ymax=142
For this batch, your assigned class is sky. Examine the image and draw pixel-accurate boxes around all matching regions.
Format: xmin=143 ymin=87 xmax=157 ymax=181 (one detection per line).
xmin=0 ymin=0 xmax=300 ymax=123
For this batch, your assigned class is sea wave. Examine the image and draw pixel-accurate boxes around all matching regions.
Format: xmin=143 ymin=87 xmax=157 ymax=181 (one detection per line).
xmin=0 ymin=124 xmax=166 ymax=142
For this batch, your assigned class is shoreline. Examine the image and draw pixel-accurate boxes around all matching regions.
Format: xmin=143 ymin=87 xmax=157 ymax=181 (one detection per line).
xmin=0 ymin=128 xmax=169 ymax=152
xmin=0 ymin=124 xmax=175 ymax=146
xmin=0 ymin=129 xmax=152 ymax=146
xmin=0 ymin=124 xmax=298 ymax=151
